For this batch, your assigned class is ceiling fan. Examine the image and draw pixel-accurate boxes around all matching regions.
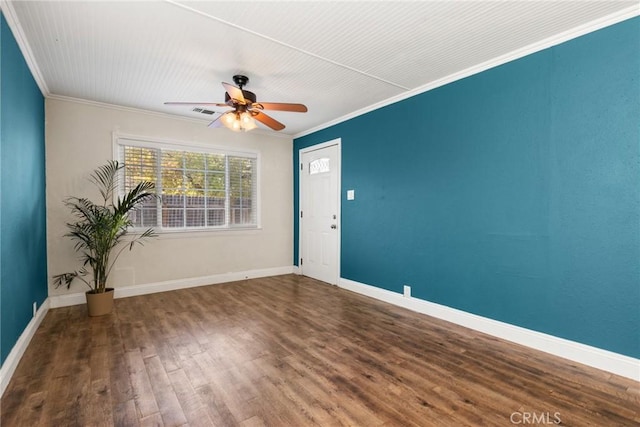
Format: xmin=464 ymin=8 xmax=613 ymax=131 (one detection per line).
xmin=164 ymin=75 xmax=307 ymax=131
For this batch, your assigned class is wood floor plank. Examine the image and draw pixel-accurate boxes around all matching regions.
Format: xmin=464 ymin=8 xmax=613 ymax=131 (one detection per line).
xmin=1 ymin=274 xmax=638 ymax=426
xmin=144 ymin=355 xmax=188 ymax=427
xmin=126 ymin=349 xmax=161 ymax=419
xmin=109 ymin=339 xmax=136 ymax=404
xmin=85 ymin=378 xmax=115 ymax=427
xmin=139 ymin=412 xmax=165 ymax=427
xmin=113 ymin=399 xmax=140 ymax=427
xmin=13 ymin=390 xmax=46 ymax=427
xmin=167 ymin=368 xmax=216 ymax=427
xmin=239 ymin=415 xmax=266 ymax=427
xmin=195 ymin=383 xmax=239 ymax=426
xmin=210 ymin=366 xmax=260 ymax=422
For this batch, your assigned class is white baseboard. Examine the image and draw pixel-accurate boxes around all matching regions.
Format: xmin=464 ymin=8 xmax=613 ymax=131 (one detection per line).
xmin=292 ymin=266 xmax=301 ymax=275
xmin=49 ymin=265 xmax=295 ymax=308
xmin=49 ymin=291 xmax=86 ymax=308
xmin=338 ymin=278 xmax=640 ymax=381
xmin=0 ymin=298 xmax=51 ymax=398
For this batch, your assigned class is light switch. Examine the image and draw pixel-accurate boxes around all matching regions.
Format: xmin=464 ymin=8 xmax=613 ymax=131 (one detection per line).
xmin=347 ymin=189 xmax=355 ymax=200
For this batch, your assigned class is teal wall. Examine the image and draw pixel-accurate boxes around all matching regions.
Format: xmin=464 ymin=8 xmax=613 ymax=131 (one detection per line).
xmin=294 ymin=18 xmax=640 ymax=358
xmin=0 ymin=13 xmax=47 ymax=365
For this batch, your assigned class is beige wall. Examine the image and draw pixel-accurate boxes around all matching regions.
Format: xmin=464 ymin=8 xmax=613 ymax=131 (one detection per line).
xmin=46 ymin=97 xmax=293 ymax=296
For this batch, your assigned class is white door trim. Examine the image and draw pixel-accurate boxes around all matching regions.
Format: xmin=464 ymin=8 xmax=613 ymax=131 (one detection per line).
xmin=299 ymin=138 xmax=342 ymax=284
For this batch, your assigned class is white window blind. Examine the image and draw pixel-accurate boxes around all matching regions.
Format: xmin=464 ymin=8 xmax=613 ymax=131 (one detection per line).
xmin=117 ymin=139 xmax=258 ymax=231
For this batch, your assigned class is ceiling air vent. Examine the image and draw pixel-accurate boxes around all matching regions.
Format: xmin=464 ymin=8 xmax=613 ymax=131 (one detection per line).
xmin=192 ymin=107 xmax=216 ymax=115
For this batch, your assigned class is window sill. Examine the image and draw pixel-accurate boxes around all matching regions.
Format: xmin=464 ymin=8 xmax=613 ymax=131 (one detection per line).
xmin=131 ymin=226 xmax=262 ymax=239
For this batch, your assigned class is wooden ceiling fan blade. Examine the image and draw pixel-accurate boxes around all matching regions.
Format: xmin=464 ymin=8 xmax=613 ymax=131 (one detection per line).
xmin=254 ymin=111 xmax=285 ymax=131
xmin=254 ymin=102 xmax=307 ymax=112
xmin=222 ymin=82 xmax=246 ymax=104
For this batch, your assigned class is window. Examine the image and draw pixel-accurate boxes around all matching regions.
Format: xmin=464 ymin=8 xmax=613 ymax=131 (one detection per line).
xmin=309 ymin=158 xmax=330 ymax=175
xmin=116 ymin=137 xmax=258 ymax=231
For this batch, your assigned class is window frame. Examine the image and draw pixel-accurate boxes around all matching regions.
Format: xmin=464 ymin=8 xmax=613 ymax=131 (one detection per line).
xmin=113 ymin=133 xmax=261 ymax=234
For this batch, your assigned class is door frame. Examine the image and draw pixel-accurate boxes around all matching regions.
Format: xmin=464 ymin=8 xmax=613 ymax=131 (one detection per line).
xmin=298 ymin=138 xmax=342 ymax=284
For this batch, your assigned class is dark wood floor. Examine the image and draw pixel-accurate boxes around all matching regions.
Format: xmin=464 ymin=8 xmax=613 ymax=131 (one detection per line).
xmin=1 ymin=275 xmax=638 ymax=426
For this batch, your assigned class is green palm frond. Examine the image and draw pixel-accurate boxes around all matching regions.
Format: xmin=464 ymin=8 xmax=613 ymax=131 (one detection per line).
xmin=115 ymin=180 xmax=156 ymax=215
xmin=90 ymin=160 xmax=122 ymax=204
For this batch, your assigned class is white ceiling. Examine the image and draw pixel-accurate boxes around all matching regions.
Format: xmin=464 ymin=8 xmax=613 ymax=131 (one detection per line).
xmin=4 ymin=1 xmax=638 ymax=136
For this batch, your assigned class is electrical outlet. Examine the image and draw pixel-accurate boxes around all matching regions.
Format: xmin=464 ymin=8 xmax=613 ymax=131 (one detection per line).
xmin=403 ymin=285 xmax=411 ymax=298
xmin=33 ymin=302 xmax=37 ymax=317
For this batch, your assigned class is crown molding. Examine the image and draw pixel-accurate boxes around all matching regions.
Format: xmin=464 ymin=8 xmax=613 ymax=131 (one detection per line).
xmin=1 ymin=0 xmax=49 ymax=96
xmin=48 ymin=94 xmax=213 ymax=125
xmin=294 ymin=5 xmax=640 ymax=139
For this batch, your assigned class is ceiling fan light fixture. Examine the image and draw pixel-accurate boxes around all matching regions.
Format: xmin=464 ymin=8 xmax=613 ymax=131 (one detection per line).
xmin=242 ymin=122 xmax=258 ymax=131
xmin=231 ymin=117 xmax=241 ymax=131
xmin=221 ymin=110 xmax=257 ymax=132
xmin=240 ymin=111 xmax=252 ymax=125
xmin=221 ymin=111 xmax=236 ymax=126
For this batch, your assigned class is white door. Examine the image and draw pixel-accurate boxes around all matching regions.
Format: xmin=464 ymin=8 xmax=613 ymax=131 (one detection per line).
xmin=300 ymin=142 xmax=340 ymax=284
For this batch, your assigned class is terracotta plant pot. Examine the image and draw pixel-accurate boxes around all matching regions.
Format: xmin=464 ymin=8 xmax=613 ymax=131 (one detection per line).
xmin=85 ymin=288 xmax=115 ymax=316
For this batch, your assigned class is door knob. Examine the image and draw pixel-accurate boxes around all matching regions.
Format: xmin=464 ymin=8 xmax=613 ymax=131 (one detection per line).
xmin=331 ymin=224 xmax=337 ymax=229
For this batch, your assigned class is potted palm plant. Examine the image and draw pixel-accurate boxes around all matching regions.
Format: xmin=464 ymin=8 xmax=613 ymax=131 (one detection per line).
xmin=53 ymin=160 xmax=157 ymax=316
